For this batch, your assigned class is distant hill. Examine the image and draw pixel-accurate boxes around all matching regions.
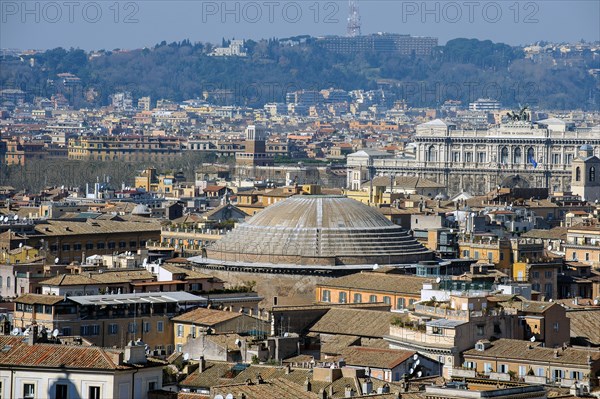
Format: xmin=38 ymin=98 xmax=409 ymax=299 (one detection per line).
xmin=1 ymin=37 xmax=598 ymax=110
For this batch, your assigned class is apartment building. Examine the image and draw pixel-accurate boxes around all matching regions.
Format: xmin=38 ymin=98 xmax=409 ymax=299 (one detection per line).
xmin=67 ymin=135 xmax=184 ymax=162
xmin=13 ymin=292 xmax=205 ymax=354
xmin=315 ymin=272 xmax=428 ymax=310
xmin=463 ymin=339 xmax=600 ymax=391
xmin=0 ymin=335 xmax=164 ymax=399
xmin=459 ymin=236 xmax=512 ymax=274
xmin=513 ymin=260 xmax=561 ymax=300
xmin=564 ymin=222 xmax=600 ymax=267
xmin=172 ymin=307 xmax=269 ymax=353
xmin=28 ymin=219 xmax=161 ymax=263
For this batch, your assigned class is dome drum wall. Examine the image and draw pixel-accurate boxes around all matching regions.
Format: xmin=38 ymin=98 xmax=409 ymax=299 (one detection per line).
xmin=206 ymin=196 xmax=434 ymax=267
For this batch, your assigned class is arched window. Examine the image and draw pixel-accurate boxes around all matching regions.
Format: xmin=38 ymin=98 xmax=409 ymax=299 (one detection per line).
xmin=590 ymin=167 xmax=596 ymax=182
xmin=514 ymin=147 xmax=522 ymax=164
xmin=427 ymin=145 xmax=437 ymax=162
xmin=6 ymin=276 xmax=10 ymax=289
xmin=500 ymin=147 xmax=509 ymax=164
xmin=527 ymin=147 xmax=535 ymax=162
xmin=576 ymin=167 xmax=581 ymax=182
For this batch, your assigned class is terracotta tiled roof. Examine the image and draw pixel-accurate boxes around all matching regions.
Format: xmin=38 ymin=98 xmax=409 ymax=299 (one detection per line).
xmin=33 ymin=219 xmax=161 ymax=236
xmin=310 ymin=308 xmax=395 ymax=338
xmin=179 ymin=361 xmax=234 ymax=388
xmin=521 ymin=227 xmax=568 ymax=240
xmin=321 ymin=335 xmax=360 ymax=355
xmin=339 ymin=347 xmax=415 ymax=370
xmin=203 ymin=185 xmax=227 ymax=192
xmin=39 ymin=274 xmax=99 ymax=286
xmin=568 ymin=309 xmax=600 ymax=346
xmin=14 ymin=293 xmax=66 ymax=305
xmin=0 ymin=336 xmax=123 ymax=370
xmin=171 ymin=308 xmax=241 ymax=326
xmin=40 ymin=269 xmax=154 ymax=286
xmin=206 ymin=333 xmax=247 ymax=351
xmin=318 ymin=272 xmax=428 ymax=295
xmin=463 ymin=338 xmax=600 ymax=366
xmin=212 ymin=378 xmax=318 ymax=399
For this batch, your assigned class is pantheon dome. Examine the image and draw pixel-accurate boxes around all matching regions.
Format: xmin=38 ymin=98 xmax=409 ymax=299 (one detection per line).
xmin=204 ymin=195 xmax=434 ymax=268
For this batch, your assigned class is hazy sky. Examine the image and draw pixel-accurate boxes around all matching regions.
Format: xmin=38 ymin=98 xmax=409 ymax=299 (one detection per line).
xmin=1 ymin=1 xmax=599 ymax=50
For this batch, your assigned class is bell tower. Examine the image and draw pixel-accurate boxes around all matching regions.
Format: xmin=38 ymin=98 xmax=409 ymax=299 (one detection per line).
xmin=571 ymin=144 xmax=600 ymax=202
xmin=235 ymin=125 xmax=274 ymax=166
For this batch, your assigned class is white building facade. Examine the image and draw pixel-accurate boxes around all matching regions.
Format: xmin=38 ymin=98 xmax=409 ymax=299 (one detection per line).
xmin=349 ymin=118 xmax=600 ymax=195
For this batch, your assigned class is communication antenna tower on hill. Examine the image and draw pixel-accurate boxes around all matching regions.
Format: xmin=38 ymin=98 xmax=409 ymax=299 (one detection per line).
xmin=347 ymin=0 xmax=362 ymax=37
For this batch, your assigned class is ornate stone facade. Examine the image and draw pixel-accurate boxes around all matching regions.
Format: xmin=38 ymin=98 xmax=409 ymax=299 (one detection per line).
xmin=352 ymin=119 xmax=600 ymax=196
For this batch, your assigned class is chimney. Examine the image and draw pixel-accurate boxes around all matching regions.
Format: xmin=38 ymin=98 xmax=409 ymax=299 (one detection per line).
xmin=344 ymin=385 xmax=355 ymax=398
xmin=199 ymin=356 xmax=206 ymax=372
xmin=28 ymin=324 xmax=39 ymax=346
xmin=124 ymin=342 xmax=147 ymax=364
xmin=377 ymin=383 xmax=390 ymax=394
xmin=318 ymin=389 xmax=327 ymax=399
xmin=285 ymin=364 xmax=291 ymax=374
xmin=304 ymin=377 xmax=311 ymax=392
xmin=362 ymin=379 xmax=373 ymax=395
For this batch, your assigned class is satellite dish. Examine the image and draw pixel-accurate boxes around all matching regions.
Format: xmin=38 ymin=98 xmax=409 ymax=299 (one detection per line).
xmin=19 ymin=243 xmax=23 ymax=248
xmin=235 ymin=339 xmax=242 ymax=348
xmin=413 ymin=354 xmax=418 ymax=361
xmin=409 ymin=368 xmax=414 ymax=375
xmin=226 ymin=395 xmax=234 ymax=399
xmin=11 ymin=328 xmax=19 ymax=335
xmin=52 ymin=329 xmax=59 ymax=338
xmin=547 ymin=245 xmax=552 ymax=251
xmin=373 ymin=263 xmax=379 ymax=270
xmin=54 ymin=257 xmax=59 ymax=264
xmin=183 ymin=353 xmax=189 ymax=361
xmin=435 ymin=277 xmax=441 ymax=284
xmin=417 ymin=371 xmax=422 ymax=377
xmin=142 ymin=258 xmax=148 ymax=266
xmin=214 ymin=395 xmax=224 ymax=399
xmin=14 ymin=215 xmax=18 ymax=221
xmin=594 ymin=299 xmax=599 ymax=306
xmin=415 ymin=359 xmax=420 ymax=366
xmin=530 ymin=336 xmax=536 ymax=342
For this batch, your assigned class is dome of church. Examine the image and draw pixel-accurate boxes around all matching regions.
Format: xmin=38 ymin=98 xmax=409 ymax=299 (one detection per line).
xmin=206 ymin=195 xmax=433 ymax=266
